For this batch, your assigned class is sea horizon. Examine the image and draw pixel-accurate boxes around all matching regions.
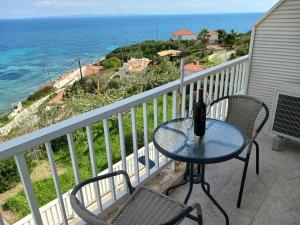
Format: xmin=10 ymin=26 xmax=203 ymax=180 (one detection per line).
xmin=0 ymin=13 xmax=263 ymax=113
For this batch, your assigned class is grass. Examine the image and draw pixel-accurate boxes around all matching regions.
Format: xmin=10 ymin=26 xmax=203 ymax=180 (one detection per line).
xmin=4 ymin=95 xmax=176 ymax=218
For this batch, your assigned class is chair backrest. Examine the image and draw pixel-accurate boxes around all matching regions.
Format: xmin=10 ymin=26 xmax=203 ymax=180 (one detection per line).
xmin=225 ymin=95 xmax=267 ymax=140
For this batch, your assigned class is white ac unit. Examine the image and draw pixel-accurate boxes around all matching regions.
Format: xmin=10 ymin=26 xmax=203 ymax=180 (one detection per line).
xmin=270 ymin=83 xmax=300 ymax=147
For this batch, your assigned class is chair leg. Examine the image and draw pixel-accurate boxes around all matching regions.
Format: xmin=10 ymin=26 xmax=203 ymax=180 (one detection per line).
xmin=254 ymin=140 xmax=259 ymax=175
xmin=237 ymin=153 xmax=250 ymax=208
xmin=198 ymin=214 xmax=203 ymax=225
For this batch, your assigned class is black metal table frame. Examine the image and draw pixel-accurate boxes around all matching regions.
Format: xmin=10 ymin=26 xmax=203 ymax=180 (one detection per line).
xmin=153 ymin=118 xmax=246 ymax=225
xmin=165 ymin=163 xmax=229 ymax=225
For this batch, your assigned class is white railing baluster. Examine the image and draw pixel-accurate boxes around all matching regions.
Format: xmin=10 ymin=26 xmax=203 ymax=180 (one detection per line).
xmin=234 ymin=64 xmax=239 ymax=94
xmin=212 ymin=73 xmax=219 ymax=118
xmin=196 ymin=80 xmax=201 ymax=102
xmin=203 ymin=77 xmax=208 ymax=103
xmin=229 ymin=66 xmax=235 ymax=95
xmin=86 ymin=126 xmax=103 ymax=210
xmin=208 ymin=75 xmax=214 ymax=117
xmin=181 ymin=86 xmax=187 ymax=117
xmin=117 ymin=113 xmax=128 ymax=192
xmin=238 ymin=62 xmax=243 ymax=93
xmin=14 ymin=153 xmax=43 ymax=225
xmin=103 ymin=119 xmax=117 ymax=201
xmin=130 ymin=107 xmax=140 ymax=183
xmin=67 ymin=133 xmax=84 ymax=204
xmin=153 ymin=98 xmax=159 ymax=168
xmin=218 ymin=71 xmax=225 ymax=119
xmin=189 ymin=83 xmax=194 ymax=116
xmin=163 ymin=94 xmax=168 ymax=122
xmin=172 ymin=90 xmax=177 ymax=119
xmin=241 ymin=61 xmax=247 ymax=93
xmin=45 ymin=211 xmax=50 ymax=225
xmin=143 ymin=103 xmax=150 ymax=176
xmin=45 ymin=141 xmax=68 ymax=225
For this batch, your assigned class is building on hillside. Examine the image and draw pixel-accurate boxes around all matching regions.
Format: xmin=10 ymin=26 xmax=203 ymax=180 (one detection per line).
xmin=116 ymin=58 xmax=150 ymax=77
xmin=208 ymin=31 xmax=219 ymax=44
xmin=184 ymin=60 xmax=204 ymax=76
xmin=157 ymin=50 xmax=181 ymax=61
xmin=84 ymin=65 xmax=104 ymax=77
xmin=172 ymin=29 xmax=197 ymax=41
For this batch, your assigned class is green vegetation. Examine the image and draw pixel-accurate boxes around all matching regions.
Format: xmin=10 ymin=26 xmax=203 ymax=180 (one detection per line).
xmin=22 ymin=86 xmax=54 ymax=108
xmin=100 ymin=56 xmax=122 ymax=69
xmin=0 ymin=113 xmax=11 ymax=126
xmin=1 ymin=33 xmax=251 ymax=220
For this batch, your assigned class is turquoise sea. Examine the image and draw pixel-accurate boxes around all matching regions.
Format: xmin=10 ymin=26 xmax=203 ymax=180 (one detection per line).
xmin=0 ymin=13 xmax=263 ymax=112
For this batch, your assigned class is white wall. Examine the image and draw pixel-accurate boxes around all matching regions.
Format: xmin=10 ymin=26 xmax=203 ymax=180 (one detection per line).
xmin=172 ymin=34 xmax=197 ymax=41
xmin=247 ymin=0 xmax=300 ymax=129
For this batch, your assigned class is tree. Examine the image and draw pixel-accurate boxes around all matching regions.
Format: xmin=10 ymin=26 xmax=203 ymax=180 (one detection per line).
xmin=198 ymin=29 xmax=210 ymax=59
xmin=217 ymin=29 xmax=227 ymax=45
xmin=224 ymin=30 xmax=237 ymax=49
xmin=101 ymin=57 xmax=122 ymax=69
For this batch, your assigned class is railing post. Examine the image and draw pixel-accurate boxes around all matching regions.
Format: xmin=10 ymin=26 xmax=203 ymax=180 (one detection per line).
xmin=117 ymin=113 xmax=128 ymax=192
xmin=45 ymin=142 xmax=68 ymax=225
xmin=103 ymin=119 xmax=117 ymax=201
xmin=143 ymin=103 xmax=150 ymax=176
xmin=131 ymin=107 xmax=140 ymax=184
xmin=14 ymin=153 xmax=43 ymax=225
xmin=67 ymin=133 xmax=84 ymax=205
xmin=86 ymin=126 xmax=103 ymax=210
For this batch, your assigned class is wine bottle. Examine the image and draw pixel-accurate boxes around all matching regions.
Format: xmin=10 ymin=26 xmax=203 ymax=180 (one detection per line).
xmin=193 ymin=89 xmax=206 ymax=137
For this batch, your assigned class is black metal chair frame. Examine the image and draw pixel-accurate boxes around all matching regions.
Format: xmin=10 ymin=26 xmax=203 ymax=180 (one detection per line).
xmin=70 ymin=170 xmax=203 ymax=225
xmin=210 ymin=95 xmax=269 ymax=208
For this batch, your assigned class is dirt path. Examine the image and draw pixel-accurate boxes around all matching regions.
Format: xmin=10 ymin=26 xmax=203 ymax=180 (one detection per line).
xmin=0 ymin=161 xmax=66 ymax=224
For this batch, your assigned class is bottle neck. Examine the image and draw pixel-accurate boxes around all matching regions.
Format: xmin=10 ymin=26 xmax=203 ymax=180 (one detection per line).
xmin=198 ymin=89 xmax=204 ymax=103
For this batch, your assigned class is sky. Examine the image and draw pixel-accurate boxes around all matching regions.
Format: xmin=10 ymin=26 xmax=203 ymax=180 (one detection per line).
xmin=1 ymin=0 xmax=279 ymax=19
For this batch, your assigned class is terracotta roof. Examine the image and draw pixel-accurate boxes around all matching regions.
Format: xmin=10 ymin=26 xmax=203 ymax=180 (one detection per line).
xmin=184 ymin=61 xmax=204 ymax=72
xmin=173 ymin=29 xmax=195 ymax=36
xmin=84 ymin=66 xmax=104 ymax=77
xmin=49 ymin=92 xmax=64 ymax=105
xmin=209 ymin=31 xmax=219 ymax=35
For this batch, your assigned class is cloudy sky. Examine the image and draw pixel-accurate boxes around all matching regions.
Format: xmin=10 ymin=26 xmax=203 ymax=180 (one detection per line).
xmin=1 ymin=0 xmax=279 ymax=19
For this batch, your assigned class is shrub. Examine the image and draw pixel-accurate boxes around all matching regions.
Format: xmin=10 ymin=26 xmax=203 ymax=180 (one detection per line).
xmin=100 ymin=57 xmax=122 ymax=69
xmin=22 ymin=86 xmax=53 ymax=108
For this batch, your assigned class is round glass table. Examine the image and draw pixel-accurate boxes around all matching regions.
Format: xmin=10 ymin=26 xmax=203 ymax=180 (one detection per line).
xmin=153 ymin=118 xmax=246 ymax=225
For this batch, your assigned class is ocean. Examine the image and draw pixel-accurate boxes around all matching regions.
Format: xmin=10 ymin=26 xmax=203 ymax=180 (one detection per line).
xmin=0 ymin=13 xmax=263 ymax=112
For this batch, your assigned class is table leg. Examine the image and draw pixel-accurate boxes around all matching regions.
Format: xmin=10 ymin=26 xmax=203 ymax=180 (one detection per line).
xmin=165 ymin=163 xmax=189 ymax=195
xmin=184 ymin=163 xmax=194 ymax=204
xmin=200 ymin=164 xmax=229 ymax=225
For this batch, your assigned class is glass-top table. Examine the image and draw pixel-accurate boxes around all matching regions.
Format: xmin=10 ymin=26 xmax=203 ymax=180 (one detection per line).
xmin=153 ymin=118 xmax=246 ymax=164
xmin=153 ymin=118 xmax=246 ymax=225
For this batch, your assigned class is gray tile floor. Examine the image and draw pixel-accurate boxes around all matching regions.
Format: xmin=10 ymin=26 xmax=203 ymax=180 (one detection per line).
xmin=169 ymin=133 xmax=300 ymax=225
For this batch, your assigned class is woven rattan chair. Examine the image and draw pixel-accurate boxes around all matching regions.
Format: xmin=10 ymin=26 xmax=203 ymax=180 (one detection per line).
xmin=70 ymin=170 xmax=203 ymax=225
xmin=210 ymin=95 xmax=269 ymax=208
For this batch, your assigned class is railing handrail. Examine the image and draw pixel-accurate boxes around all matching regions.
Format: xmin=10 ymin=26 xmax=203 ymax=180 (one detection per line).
xmin=0 ymin=55 xmax=248 ymax=160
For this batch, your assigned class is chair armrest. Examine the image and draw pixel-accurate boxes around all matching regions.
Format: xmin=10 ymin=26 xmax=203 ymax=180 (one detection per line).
xmin=70 ymin=170 xmax=135 ymax=225
xmin=160 ymin=203 xmax=202 ymax=225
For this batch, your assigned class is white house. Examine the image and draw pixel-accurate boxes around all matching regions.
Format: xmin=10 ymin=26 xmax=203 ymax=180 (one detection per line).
xmin=246 ymin=0 xmax=300 ymax=130
xmin=172 ymin=29 xmax=197 ymax=41
xmin=208 ymin=31 xmax=219 ymax=44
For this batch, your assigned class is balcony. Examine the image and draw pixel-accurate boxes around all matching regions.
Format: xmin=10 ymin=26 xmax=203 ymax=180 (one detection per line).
xmin=0 ymin=51 xmax=299 ymax=225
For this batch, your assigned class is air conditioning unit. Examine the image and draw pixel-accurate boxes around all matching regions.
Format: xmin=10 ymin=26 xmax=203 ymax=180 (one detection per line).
xmin=270 ymin=83 xmax=300 ymax=150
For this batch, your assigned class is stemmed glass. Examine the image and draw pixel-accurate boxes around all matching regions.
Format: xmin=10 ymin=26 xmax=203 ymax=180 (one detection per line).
xmin=185 ymin=110 xmax=195 ymax=145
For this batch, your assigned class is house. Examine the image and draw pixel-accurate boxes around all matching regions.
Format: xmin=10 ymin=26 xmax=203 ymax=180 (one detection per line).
xmin=172 ymin=29 xmax=197 ymax=41
xmin=157 ymin=49 xmax=181 ymax=61
xmin=184 ymin=60 xmax=204 ymax=76
xmin=117 ymin=58 xmax=150 ymax=77
xmin=208 ymin=31 xmax=219 ymax=44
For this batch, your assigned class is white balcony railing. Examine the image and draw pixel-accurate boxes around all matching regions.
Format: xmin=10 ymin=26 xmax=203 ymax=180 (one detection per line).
xmin=0 ymin=55 xmax=249 ymax=225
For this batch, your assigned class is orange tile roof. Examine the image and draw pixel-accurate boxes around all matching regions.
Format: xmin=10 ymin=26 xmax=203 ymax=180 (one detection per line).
xmin=84 ymin=66 xmax=104 ymax=77
xmin=184 ymin=63 xmax=204 ymax=72
xmin=173 ymin=29 xmax=196 ymax=36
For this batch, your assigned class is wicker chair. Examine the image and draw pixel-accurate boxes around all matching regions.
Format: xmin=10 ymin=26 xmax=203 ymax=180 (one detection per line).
xmin=210 ymin=95 xmax=269 ymax=208
xmin=70 ymin=170 xmax=203 ymax=225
